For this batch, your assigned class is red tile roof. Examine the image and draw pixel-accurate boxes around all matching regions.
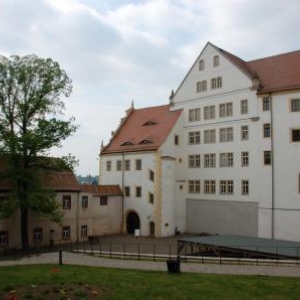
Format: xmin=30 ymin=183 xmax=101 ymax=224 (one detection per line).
xmin=41 ymin=172 xmax=80 ymax=191
xmin=81 ymin=184 xmax=122 ymax=196
xmin=101 ymin=104 xmax=182 ymax=154
xmin=219 ymin=45 xmax=300 ymax=94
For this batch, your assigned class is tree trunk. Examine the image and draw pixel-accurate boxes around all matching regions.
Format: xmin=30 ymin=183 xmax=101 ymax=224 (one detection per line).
xmin=20 ymin=207 xmax=29 ymax=250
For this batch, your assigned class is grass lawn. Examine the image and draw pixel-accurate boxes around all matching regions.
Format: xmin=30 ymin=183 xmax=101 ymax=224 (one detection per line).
xmin=0 ymin=264 xmax=300 ymax=299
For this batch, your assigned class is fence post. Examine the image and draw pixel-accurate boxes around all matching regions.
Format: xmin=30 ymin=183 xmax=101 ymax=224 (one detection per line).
xmin=58 ymin=249 xmax=63 ymax=265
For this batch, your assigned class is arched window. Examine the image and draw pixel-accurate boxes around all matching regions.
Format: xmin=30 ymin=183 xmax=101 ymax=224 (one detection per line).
xmin=196 ymin=81 xmax=201 ymax=92
xmin=217 ymin=76 xmax=222 ymax=88
xmin=199 ymin=59 xmax=205 ymax=71
xmin=202 ymin=80 xmax=207 ymax=91
xmin=213 ymin=55 xmax=219 ymax=67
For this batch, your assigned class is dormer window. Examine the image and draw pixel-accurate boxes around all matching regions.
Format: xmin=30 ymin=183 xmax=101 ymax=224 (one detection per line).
xmin=213 ymin=55 xmax=219 ymax=67
xmin=121 ymin=141 xmax=134 ymax=146
xmin=139 ymin=139 xmax=152 ymax=144
xmin=143 ymin=121 xmax=157 ymax=126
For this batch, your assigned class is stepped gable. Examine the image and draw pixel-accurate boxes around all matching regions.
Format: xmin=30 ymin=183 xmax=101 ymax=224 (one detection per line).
xmin=101 ymin=104 xmax=182 ymax=154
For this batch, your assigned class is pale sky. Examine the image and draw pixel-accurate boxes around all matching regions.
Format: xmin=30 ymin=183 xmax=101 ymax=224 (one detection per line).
xmin=0 ymin=0 xmax=299 ymax=175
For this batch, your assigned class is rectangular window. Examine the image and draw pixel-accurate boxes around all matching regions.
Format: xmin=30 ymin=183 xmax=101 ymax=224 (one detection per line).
xmin=241 ymin=125 xmax=249 ymax=140
xmin=241 ymin=152 xmax=249 ymax=167
xmin=264 ymin=151 xmax=271 ymax=165
xmin=189 ymin=131 xmax=201 ymax=144
xmin=291 ymin=129 xmax=300 ymax=142
xmin=188 ymin=154 xmax=201 ymax=168
xmin=116 ymin=160 xmax=122 ymax=171
xmin=149 ymin=170 xmax=155 ymax=181
xmin=241 ymin=180 xmax=249 ymax=195
xmin=204 ymin=154 xmax=216 ymax=168
xmin=219 ymin=127 xmax=233 ymax=142
xmin=220 ymin=153 xmax=234 ymax=167
xmin=125 ymin=160 xmax=130 ymax=171
xmin=62 ymin=226 xmax=70 ymax=240
xmin=204 ymin=129 xmax=216 ymax=144
xmin=188 ymin=180 xmax=200 ymax=193
xmin=291 ymin=99 xmax=300 ymax=112
xmin=33 ymin=228 xmax=43 ymax=243
xmin=149 ymin=193 xmax=154 ymax=204
xmin=106 ymin=161 xmax=112 ymax=171
xmin=204 ymin=180 xmax=216 ymax=194
xmin=220 ymin=180 xmax=234 ymax=194
xmin=62 ymin=195 xmax=71 ymax=210
xmin=240 ymin=99 xmax=248 ymax=115
xmin=0 ymin=231 xmax=8 ymax=246
xmin=135 ymin=159 xmax=142 ymax=170
xmin=81 ymin=196 xmax=88 ymax=208
xmin=189 ymin=108 xmax=201 ymax=122
xmin=124 ymin=186 xmax=130 ymax=197
xmin=100 ymin=196 xmax=108 ymax=206
xmin=219 ymin=102 xmax=233 ymax=117
xmin=81 ymin=225 xmax=88 ymax=238
xmin=263 ymin=123 xmax=271 ymax=138
xmin=136 ymin=186 xmax=142 ymax=197
xmin=174 ymin=135 xmax=179 ymax=145
xmin=263 ymin=97 xmax=270 ymax=111
xmin=204 ymin=106 xmax=215 ymax=120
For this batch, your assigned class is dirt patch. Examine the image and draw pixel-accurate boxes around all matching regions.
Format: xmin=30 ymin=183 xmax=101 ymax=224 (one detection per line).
xmin=1 ymin=283 xmax=110 ymax=299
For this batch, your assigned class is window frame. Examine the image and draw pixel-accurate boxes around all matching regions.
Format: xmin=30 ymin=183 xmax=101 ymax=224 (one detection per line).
xmin=213 ymin=55 xmax=219 ymax=67
xmin=81 ymin=225 xmax=88 ymax=238
xmin=124 ymin=186 xmax=130 ymax=197
xmin=188 ymin=154 xmax=201 ymax=168
xmin=241 ymin=151 xmax=249 ymax=167
xmin=241 ymin=180 xmax=249 ymax=195
xmin=219 ymin=153 xmax=234 ymax=167
xmin=241 ymin=125 xmax=249 ymax=141
xmin=189 ymin=131 xmax=201 ymax=145
xmin=219 ymin=127 xmax=233 ymax=142
xmin=219 ymin=180 xmax=234 ymax=195
xmin=240 ymin=99 xmax=248 ymax=115
xmin=219 ymin=102 xmax=233 ymax=117
xmin=204 ymin=129 xmax=216 ymax=144
xmin=136 ymin=186 xmax=142 ymax=198
xmin=33 ymin=228 xmax=43 ymax=243
xmin=291 ymin=99 xmax=300 ymax=112
xmin=291 ymin=129 xmax=300 ymax=142
xmin=135 ymin=159 xmax=142 ymax=170
xmin=116 ymin=160 xmax=122 ymax=171
xmin=262 ymin=97 xmax=270 ymax=111
xmin=0 ymin=230 xmax=8 ymax=246
xmin=204 ymin=180 xmax=216 ymax=194
xmin=264 ymin=150 xmax=272 ymax=165
xmin=100 ymin=196 xmax=108 ymax=206
xmin=204 ymin=105 xmax=215 ymax=120
xmin=263 ymin=123 xmax=271 ymax=138
xmin=204 ymin=153 xmax=216 ymax=168
xmin=106 ymin=160 xmax=112 ymax=171
xmin=188 ymin=180 xmax=201 ymax=194
xmin=62 ymin=195 xmax=71 ymax=210
xmin=81 ymin=196 xmax=88 ymax=209
xmin=62 ymin=226 xmax=71 ymax=240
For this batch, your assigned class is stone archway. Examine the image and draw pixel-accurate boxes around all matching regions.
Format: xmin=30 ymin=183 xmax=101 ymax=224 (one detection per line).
xmin=126 ymin=211 xmax=140 ymax=234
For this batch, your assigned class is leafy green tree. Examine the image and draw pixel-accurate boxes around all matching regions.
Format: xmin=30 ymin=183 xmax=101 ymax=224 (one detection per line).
xmin=0 ymin=54 xmax=77 ymax=249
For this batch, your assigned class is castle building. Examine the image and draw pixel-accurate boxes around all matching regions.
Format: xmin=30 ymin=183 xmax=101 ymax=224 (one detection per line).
xmin=99 ymin=42 xmax=300 ymax=241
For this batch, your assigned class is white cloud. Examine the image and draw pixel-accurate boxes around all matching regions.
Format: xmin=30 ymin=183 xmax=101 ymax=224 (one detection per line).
xmin=0 ymin=0 xmax=300 ymax=174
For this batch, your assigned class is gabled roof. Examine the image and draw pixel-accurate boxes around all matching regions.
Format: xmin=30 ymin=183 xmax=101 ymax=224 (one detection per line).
xmin=215 ymin=43 xmax=300 ymax=94
xmin=174 ymin=41 xmax=300 ymax=98
xmin=101 ymin=104 xmax=182 ymax=154
xmin=81 ymin=184 xmax=122 ymax=196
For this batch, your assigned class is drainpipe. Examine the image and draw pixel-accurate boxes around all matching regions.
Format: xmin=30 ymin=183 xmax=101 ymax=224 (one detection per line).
xmin=269 ymin=93 xmax=275 ymax=239
xmin=121 ymin=153 xmax=125 ymax=233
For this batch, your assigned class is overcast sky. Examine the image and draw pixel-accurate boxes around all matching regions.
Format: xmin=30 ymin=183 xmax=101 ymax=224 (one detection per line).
xmin=1 ymin=0 xmax=299 ymax=175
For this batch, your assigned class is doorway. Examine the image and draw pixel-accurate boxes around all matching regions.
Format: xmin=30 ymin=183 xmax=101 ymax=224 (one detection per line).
xmin=126 ymin=211 xmax=140 ymax=234
xmin=149 ymin=221 xmax=155 ymax=236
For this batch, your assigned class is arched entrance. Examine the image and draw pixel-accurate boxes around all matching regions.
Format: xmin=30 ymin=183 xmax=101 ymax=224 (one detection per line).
xmin=126 ymin=211 xmax=140 ymax=234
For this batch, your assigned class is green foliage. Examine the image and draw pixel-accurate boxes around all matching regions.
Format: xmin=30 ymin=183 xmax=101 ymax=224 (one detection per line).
xmin=0 ymin=54 xmax=78 ymax=248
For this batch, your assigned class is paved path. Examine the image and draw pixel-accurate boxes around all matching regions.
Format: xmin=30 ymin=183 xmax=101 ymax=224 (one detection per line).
xmin=1 ymin=252 xmax=300 ymax=278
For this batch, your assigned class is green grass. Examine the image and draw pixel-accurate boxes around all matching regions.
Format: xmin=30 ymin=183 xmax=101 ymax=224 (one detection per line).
xmin=0 ymin=264 xmax=300 ymax=299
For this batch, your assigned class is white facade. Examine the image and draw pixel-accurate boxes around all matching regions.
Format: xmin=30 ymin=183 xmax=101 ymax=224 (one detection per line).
xmin=99 ymin=42 xmax=300 ymax=241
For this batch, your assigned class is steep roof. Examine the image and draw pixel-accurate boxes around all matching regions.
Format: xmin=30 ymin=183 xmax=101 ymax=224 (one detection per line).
xmin=101 ymin=104 xmax=182 ymax=154
xmin=217 ymin=43 xmax=300 ymax=94
xmin=81 ymin=184 xmax=122 ymax=196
